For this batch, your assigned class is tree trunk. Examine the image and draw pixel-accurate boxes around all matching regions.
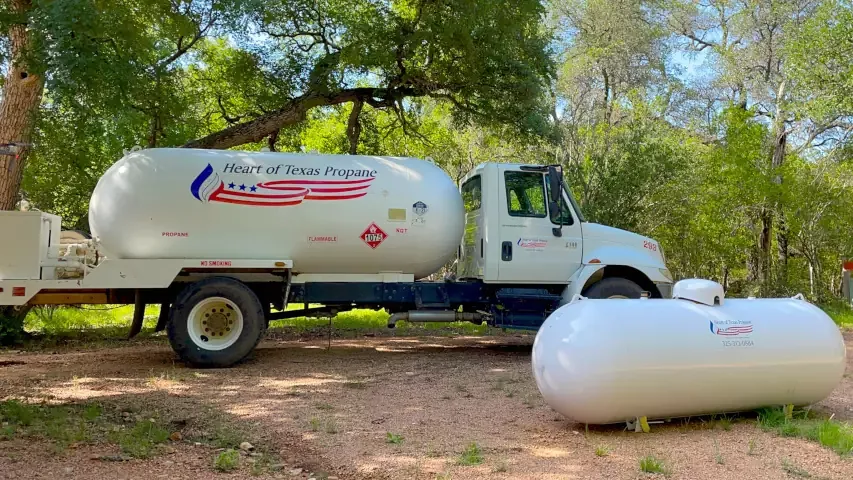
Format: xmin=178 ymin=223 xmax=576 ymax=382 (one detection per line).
xmin=771 ymin=128 xmax=788 ymax=286
xmin=267 ymin=130 xmax=279 ymax=152
xmin=0 ymin=1 xmax=43 ymax=342
xmin=758 ymin=207 xmax=772 ymax=289
xmin=776 ymin=209 xmax=789 ymax=281
xmin=808 ymin=256 xmax=815 ymax=298
xmin=0 ymin=0 xmax=44 ymax=211
xmin=346 ymin=99 xmax=363 ymax=155
xmin=0 ymin=305 xmax=31 ymax=345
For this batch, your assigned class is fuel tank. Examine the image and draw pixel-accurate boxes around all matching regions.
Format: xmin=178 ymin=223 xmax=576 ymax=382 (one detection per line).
xmin=89 ymin=148 xmax=465 ymax=279
xmin=531 ymin=279 xmax=847 ymax=424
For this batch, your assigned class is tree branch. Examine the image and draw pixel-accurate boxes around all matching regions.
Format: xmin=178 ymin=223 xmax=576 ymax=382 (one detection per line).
xmin=184 ymin=87 xmax=423 ymax=149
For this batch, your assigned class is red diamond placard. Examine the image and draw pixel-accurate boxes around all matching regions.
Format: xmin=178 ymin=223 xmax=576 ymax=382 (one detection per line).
xmin=360 ymin=222 xmax=387 ymax=249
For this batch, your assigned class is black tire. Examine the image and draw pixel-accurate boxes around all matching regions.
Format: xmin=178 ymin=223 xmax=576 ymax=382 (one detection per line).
xmin=583 ymin=277 xmax=645 ymax=299
xmin=167 ymin=277 xmax=266 ymax=368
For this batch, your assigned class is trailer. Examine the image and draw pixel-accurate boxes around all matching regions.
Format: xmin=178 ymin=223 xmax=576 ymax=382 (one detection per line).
xmin=0 ymin=148 xmax=673 ymax=367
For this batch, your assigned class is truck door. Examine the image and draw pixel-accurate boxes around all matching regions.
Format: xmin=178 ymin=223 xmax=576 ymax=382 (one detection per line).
xmin=457 ymin=175 xmax=484 ymax=280
xmin=497 ymin=169 xmax=582 ymax=284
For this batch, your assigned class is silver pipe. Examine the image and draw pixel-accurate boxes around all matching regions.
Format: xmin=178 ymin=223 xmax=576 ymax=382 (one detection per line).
xmin=387 ymin=311 xmax=483 ymax=328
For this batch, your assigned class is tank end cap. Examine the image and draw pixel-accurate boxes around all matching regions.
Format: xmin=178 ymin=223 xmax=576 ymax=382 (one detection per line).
xmin=672 ymin=279 xmax=724 ymax=306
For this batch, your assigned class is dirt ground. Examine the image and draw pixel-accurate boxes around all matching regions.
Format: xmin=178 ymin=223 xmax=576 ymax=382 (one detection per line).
xmin=1 ymin=330 xmax=851 ymax=480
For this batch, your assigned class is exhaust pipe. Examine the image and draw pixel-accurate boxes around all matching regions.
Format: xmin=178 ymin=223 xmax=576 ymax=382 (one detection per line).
xmin=387 ymin=311 xmax=483 ymax=328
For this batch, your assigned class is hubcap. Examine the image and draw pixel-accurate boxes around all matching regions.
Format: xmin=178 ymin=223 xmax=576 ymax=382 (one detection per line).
xmin=187 ymin=297 xmax=244 ymax=351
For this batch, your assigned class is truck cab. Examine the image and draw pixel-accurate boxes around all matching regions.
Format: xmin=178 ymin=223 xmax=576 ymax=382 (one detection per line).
xmin=456 ymin=163 xmax=673 ymax=302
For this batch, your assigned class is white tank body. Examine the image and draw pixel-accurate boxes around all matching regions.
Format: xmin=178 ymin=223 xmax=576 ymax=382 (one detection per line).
xmin=89 ymin=148 xmax=465 ymax=279
xmin=531 ymin=293 xmax=846 ymax=425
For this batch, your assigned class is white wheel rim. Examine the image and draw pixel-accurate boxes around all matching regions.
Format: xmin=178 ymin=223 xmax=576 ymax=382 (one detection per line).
xmin=187 ymin=297 xmax=244 ymax=351
xmin=608 ymin=295 xmax=630 ymax=299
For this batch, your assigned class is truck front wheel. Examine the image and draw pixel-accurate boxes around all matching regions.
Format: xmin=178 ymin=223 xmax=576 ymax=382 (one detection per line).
xmin=583 ymin=277 xmax=644 ymax=299
xmin=167 ymin=277 xmax=266 ymax=368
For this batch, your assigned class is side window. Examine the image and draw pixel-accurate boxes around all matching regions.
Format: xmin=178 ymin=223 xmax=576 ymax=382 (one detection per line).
xmin=545 ymin=174 xmax=574 ymax=226
xmin=461 ymin=176 xmax=481 ymax=213
xmin=504 ymin=172 xmax=547 ymax=218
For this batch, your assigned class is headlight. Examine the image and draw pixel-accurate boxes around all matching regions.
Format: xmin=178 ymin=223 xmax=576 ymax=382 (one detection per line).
xmin=659 ymin=268 xmax=673 ymax=282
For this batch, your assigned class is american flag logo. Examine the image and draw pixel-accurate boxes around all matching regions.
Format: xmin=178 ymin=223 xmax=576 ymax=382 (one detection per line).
xmin=190 ymin=163 xmax=375 ymax=207
xmin=518 ymin=238 xmax=547 ymax=248
xmin=710 ymin=321 xmax=753 ymax=336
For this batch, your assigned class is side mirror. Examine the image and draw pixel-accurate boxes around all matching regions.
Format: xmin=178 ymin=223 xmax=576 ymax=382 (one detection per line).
xmin=548 ymin=166 xmax=564 ymax=237
xmin=548 ymin=168 xmax=562 ymax=215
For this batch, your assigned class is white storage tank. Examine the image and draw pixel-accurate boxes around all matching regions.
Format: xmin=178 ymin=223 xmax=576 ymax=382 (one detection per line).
xmin=531 ymin=279 xmax=847 ymax=425
xmin=89 ymin=148 xmax=465 ymax=279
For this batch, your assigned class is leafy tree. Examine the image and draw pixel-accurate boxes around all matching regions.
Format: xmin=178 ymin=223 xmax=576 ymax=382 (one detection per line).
xmin=184 ymin=0 xmax=556 ymax=149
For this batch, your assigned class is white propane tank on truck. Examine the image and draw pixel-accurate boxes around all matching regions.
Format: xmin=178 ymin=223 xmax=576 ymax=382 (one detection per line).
xmin=89 ymin=148 xmax=464 ymax=279
xmin=531 ymin=279 xmax=846 ymax=425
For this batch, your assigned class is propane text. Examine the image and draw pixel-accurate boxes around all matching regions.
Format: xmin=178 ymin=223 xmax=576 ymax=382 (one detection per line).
xmin=222 ymin=163 xmax=377 ymax=180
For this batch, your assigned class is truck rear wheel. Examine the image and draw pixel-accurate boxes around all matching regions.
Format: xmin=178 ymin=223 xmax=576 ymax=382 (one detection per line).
xmin=583 ymin=277 xmax=644 ymax=299
xmin=167 ymin=277 xmax=266 ymax=368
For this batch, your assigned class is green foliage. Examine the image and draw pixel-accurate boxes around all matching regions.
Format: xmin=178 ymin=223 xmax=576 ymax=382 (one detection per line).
xmin=456 ymin=442 xmax=483 ymax=466
xmin=638 ymin=455 xmax=669 ymax=475
xmin=786 ymin=0 xmax=853 ymax=119
xmin=823 ymin=303 xmax=853 ymax=329
xmin=386 ymin=432 xmax=404 ymax=444
xmin=214 ymin=448 xmax=240 ymax=472
xmin=757 ymin=406 xmax=853 ymax=456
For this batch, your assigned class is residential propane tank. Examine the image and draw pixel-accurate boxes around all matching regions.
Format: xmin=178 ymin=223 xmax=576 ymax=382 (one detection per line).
xmin=531 ymin=279 xmax=847 ymax=425
xmin=89 ymin=148 xmax=464 ymax=279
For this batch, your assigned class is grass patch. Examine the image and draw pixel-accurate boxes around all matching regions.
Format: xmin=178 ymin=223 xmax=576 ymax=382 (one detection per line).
xmin=24 ymin=305 xmax=160 ymax=336
xmin=214 ymin=449 xmax=240 ymax=472
xmin=639 ymin=455 xmax=669 ymax=475
xmin=0 ymin=399 xmax=174 ymax=457
xmin=757 ymin=406 xmax=853 ymax=456
xmin=206 ymin=424 xmax=245 ymax=449
xmin=309 ymin=416 xmax=338 ymax=434
xmin=747 ymin=438 xmax=758 ymax=455
xmin=821 ymin=303 xmax=853 ymax=329
xmin=594 ymin=444 xmax=610 ymax=457
xmin=267 ymin=307 xmax=491 ymax=336
xmin=386 ymin=432 xmax=404 ymax=444
xmin=250 ymin=453 xmax=275 ymax=476
xmin=343 ymin=380 xmax=367 ymax=389
xmin=457 ymin=442 xmax=483 ymax=466
xmin=109 ymin=420 xmax=170 ymax=458
xmin=0 ymin=399 xmax=97 ymax=450
xmin=781 ymin=458 xmax=811 ymax=478
xmin=324 ymin=418 xmax=338 ymax=434
xmin=713 ymin=438 xmax=724 ymax=464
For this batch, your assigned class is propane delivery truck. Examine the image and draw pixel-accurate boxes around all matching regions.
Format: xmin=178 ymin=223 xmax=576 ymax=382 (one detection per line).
xmin=0 ymin=148 xmax=673 ymax=367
